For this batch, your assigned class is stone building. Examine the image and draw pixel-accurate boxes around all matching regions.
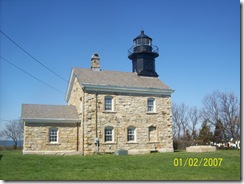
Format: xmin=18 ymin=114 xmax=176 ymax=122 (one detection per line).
xmin=22 ymin=31 xmax=174 ymax=155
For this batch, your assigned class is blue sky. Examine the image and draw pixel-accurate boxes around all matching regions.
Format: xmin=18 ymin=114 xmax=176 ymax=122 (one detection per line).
xmin=0 ymin=0 xmax=240 ymax=129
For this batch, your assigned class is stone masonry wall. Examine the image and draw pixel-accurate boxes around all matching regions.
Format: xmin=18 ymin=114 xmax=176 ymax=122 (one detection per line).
xmin=67 ymin=77 xmax=84 ymax=154
xmin=67 ymin=77 xmax=174 ymax=155
xmin=23 ymin=122 xmax=79 ymax=155
xmin=82 ymin=92 xmax=173 ymax=155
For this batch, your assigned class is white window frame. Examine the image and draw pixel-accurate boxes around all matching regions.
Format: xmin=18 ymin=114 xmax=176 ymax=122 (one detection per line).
xmin=127 ymin=127 xmax=136 ymax=142
xmin=104 ymin=126 xmax=114 ymax=142
xmin=104 ymin=96 xmax=113 ymax=111
xmin=147 ymin=98 xmax=155 ymax=112
xmin=49 ymin=128 xmax=58 ymax=143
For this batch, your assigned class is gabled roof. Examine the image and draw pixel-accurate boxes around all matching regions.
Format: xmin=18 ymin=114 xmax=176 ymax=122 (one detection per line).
xmin=22 ymin=104 xmax=80 ymax=123
xmin=65 ymin=68 xmax=174 ymax=102
xmin=73 ymin=68 xmax=170 ymax=89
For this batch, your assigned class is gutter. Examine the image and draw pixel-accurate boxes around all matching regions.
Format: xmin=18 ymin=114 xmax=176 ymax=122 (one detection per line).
xmin=82 ymin=83 xmax=174 ymax=96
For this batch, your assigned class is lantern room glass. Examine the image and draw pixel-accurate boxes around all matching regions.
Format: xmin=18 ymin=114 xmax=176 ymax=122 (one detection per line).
xmin=134 ymin=38 xmax=152 ymax=46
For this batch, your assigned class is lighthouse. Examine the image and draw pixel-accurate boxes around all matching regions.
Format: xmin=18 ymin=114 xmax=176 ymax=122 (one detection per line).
xmin=128 ymin=30 xmax=159 ymax=77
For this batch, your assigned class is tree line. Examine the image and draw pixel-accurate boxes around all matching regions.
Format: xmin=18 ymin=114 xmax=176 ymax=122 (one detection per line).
xmin=172 ymin=90 xmax=240 ymax=150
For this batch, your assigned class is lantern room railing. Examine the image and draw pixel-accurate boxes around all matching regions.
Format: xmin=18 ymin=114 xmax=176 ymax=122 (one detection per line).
xmin=128 ymin=45 xmax=159 ymax=56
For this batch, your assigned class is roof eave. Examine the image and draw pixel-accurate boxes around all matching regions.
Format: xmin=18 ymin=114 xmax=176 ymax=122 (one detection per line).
xmin=65 ymin=69 xmax=75 ymax=102
xmin=82 ymin=83 xmax=174 ymax=96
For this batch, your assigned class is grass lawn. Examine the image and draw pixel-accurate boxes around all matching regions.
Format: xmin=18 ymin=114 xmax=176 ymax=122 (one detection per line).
xmin=0 ymin=150 xmax=240 ymax=181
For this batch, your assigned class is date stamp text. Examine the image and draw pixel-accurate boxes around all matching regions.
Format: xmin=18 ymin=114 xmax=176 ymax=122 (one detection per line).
xmin=173 ymin=158 xmax=223 ymax=167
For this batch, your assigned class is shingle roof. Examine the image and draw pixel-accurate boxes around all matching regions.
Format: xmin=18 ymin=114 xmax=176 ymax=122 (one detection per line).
xmin=73 ymin=68 xmax=171 ymax=90
xmin=22 ymin=104 xmax=80 ymax=122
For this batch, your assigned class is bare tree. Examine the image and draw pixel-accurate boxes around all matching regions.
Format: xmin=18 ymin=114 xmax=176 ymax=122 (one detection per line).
xmin=202 ymin=91 xmax=221 ymax=125
xmin=236 ymin=108 xmax=241 ymax=140
xmin=218 ymin=91 xmax=240 ymax=141
xmin=178 ymin=103 xmax=189 ymax=139
xmin=0 ymin=119 xmax=23 ymax=148
xmin=188 ymin=106 xmax=199 ymax=140
xmin=172 ymin=102 xmax=181 ymax=141
xmin=201 ymin=91 xmax=240 ymax=142
xmin=172 ymin=119 xmax=178 ymax=141
xmin=172 ymin=102 xmax=189 ymax=148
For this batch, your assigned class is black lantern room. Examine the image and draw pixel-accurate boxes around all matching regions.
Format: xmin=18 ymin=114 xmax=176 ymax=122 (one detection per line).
xmin=128 ymin=30 xmax=159 ymax=77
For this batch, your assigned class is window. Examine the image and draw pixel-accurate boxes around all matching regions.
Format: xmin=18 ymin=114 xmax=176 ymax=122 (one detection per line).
xmin=49 ymin=128 xmax=58 ymax=143
xmin=104 ymin=126 xmax=113 ymax=142
xmin=105 ymin=96 xmax=113 ymax=111
xmin=149 ymin=126 xmax=157 ymax=142
xmin=147 ymin=98 xmax=155 ymax=112
xmin=128 ymin=127 xmax=136 ymax=142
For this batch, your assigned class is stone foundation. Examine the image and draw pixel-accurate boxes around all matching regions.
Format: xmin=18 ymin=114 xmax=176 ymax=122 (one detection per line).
xmin=23 ymin=150 xmax=82 ymax=155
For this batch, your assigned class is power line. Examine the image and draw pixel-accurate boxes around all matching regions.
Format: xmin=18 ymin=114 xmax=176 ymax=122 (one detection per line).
xmin=0 ymin=56 xmax=65 ymax=94
xmin=0 ymin=30 xmax=68 ymax=83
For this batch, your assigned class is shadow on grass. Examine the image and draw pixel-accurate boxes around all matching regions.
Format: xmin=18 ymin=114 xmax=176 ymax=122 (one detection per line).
xmin=174 ymin=150 xmax=185 ymax=152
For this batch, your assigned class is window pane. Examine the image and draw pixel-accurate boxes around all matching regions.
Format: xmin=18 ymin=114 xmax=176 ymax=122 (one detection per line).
xmin=128 ymin=127 xmax=135 ymax=141
xmin=49 ymin=129 xmax=58 ymax=143
xmin=148 ymin=99 xmax=154 ymax=112
xmin=105 ymin=97 xmax=112 ymax=111
xmin=105 ymin=128 xmax=113 ymax=142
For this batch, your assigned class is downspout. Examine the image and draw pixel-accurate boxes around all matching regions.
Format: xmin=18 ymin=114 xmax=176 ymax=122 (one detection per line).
xmin=95 ymin=92 xmax=98 ymax=138
xmin=23 ymin=120 xmax=25 ymax=152
xmin=82 ymin=90 xmax=85 ymax=155
xmin=95 ymin=92 xmax=99 ymax=153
